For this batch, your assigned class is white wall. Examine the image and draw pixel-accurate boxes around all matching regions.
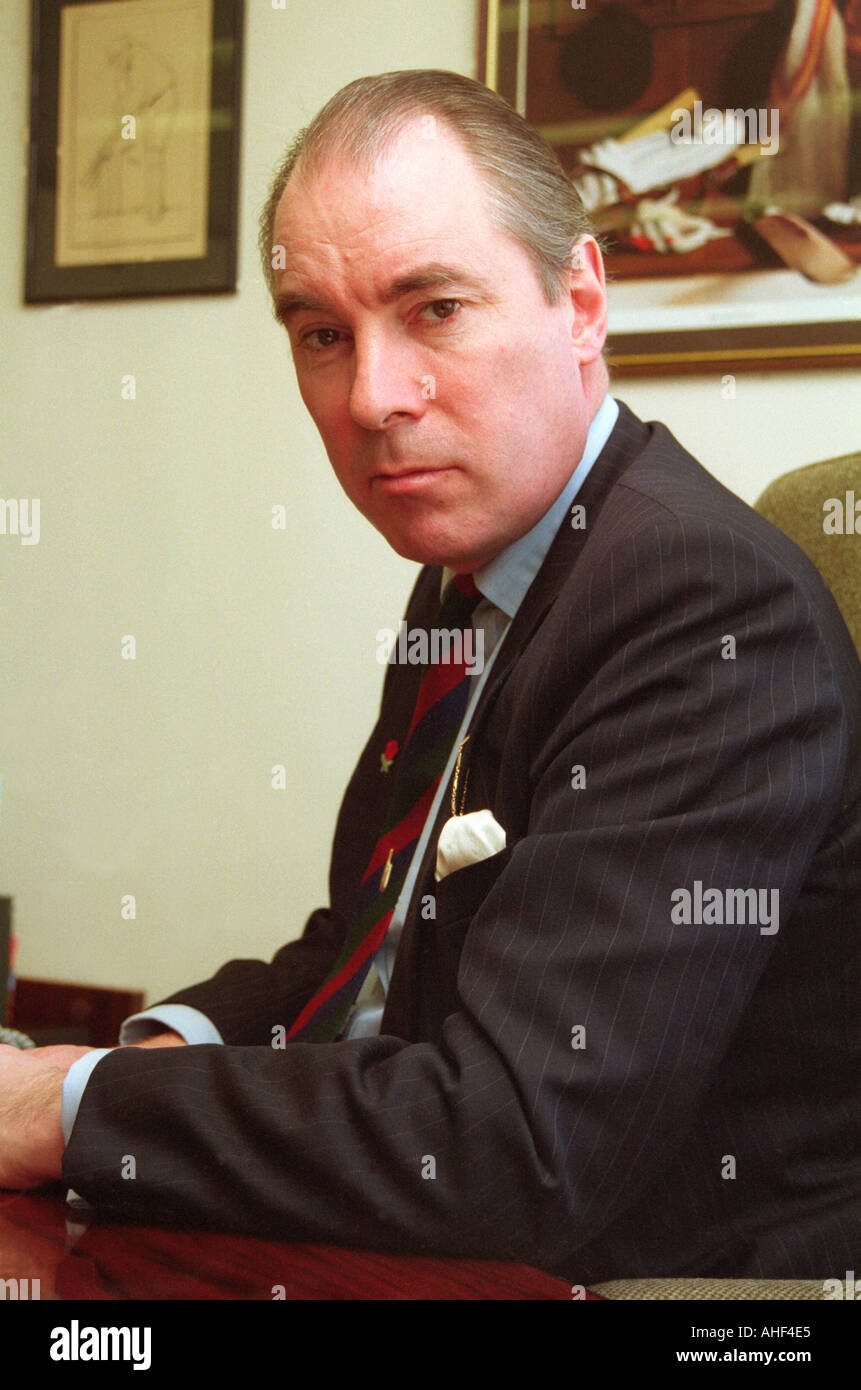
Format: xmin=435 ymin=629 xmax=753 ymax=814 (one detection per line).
xmin=615 ymin=371 xmax=858 ymax=508
xmin=1 ymin=0 xmax=857 ymax=1005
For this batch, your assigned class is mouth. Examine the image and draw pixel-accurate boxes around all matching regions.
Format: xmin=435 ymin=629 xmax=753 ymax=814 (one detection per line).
xmin=371 ymin=465 xmax=455 ymax=493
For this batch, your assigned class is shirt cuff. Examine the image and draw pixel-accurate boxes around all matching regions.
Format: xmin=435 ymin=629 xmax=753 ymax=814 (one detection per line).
xmin=119 ymin=1003 xmax=224 ymax=1046
xmin=62 ymin=1051 xmax=116 ymax=1211
xmin=62 ymin=1049 xmax=113 ymax=1144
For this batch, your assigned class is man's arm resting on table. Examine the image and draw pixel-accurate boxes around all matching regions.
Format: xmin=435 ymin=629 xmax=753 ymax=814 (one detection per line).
xmin=0 ymin=1034 xmax=189 ymax=1189
xmin=1 ymin=873 xmax=332 ymax=1192
xmin=0 ymin=997 xmax=304 ymax=1190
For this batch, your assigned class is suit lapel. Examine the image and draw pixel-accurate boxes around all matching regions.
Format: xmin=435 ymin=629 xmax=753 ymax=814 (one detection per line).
xmin=460 ymin=399 xmax=652 ymax=748
xmin=382 ymin=401 xmax=652 ymax=1035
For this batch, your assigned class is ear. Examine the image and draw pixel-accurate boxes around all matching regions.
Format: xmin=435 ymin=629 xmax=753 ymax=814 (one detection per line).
xmin=567 ymin=235 xmax=607 ymax=364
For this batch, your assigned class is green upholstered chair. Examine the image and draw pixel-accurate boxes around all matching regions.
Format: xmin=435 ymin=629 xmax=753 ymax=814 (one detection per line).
xmin=588 ymin=451 xmax=860 ymax=1302
xmin=588 ymin=1278 xmax=827 ymax=1300
xmin=755 ymin=450 xmax=861 ymax=658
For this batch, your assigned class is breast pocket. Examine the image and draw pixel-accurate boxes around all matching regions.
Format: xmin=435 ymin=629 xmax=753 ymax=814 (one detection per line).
xmin=433 ymin=845 xmax=513 ymax=929
xmin=425 ymin=845 xmax=514 ymax=1019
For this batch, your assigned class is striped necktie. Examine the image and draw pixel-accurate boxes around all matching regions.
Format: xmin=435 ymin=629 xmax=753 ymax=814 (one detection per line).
xmin=286 ymin=573 xmax=482 ymax=1043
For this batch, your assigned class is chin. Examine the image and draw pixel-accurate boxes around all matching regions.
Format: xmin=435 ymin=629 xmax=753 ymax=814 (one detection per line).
xmin=377 ymin=526 xmax=478 ymax=570
xmin=364 ymin=496 xmax=501 ymax=568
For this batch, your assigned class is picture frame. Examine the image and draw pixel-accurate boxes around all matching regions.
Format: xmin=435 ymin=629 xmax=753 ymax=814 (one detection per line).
xmin=25 ymin=0 xmax=244 ymax=302
xmin=479 ymin=0 xmax=861 ymax=373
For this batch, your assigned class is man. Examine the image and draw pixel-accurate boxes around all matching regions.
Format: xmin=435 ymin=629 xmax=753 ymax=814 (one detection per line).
xmin=1 ymin=71 xmax=858 ymax=1282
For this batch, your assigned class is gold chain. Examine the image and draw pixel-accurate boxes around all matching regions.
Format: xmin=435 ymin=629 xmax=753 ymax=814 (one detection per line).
xmin=450 ymin=735 xmax=471 ymax=817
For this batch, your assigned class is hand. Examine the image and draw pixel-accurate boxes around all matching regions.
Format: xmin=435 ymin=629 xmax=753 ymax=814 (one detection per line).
xmin=130 ymin=1028 xmax=188 ymax=1049
xmin=0 ymin=1046 xmax=67 ymax=1190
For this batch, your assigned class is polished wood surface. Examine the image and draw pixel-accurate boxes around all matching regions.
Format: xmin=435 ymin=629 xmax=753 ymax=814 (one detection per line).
xmin=10 ymin=978 xmax=145 ymax=1047
xmin=0 ymin=1189 xmax=584 ymax=1300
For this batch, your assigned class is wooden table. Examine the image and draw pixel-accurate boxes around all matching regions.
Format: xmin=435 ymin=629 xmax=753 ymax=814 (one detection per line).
xmin=0 ymin=1188 xmax=581 ymax=1300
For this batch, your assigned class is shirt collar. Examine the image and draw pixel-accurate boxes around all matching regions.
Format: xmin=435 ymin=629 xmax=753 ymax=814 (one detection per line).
xmin=444 ymin=394 xmax=618 ymax=618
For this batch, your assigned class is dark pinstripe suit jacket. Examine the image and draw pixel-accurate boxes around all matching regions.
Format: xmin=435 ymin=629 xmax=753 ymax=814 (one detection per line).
xmin=64 ymin=402 xmax=861 ymax=1280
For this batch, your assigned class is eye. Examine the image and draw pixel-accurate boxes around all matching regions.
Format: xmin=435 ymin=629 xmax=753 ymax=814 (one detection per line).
xmin=417 ymin=298 xmax=462 ymax=323
xmin=302 ymin=327 xmax=344 ymax=351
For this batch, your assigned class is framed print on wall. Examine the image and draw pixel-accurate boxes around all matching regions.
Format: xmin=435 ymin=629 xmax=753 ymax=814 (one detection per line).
xmin=479 ymin=0 xmax=861 ymax=373
xmin=25 ymin=0 xmax=244 ymax=302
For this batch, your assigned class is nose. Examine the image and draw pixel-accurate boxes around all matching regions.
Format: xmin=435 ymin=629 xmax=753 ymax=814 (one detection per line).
xmin=348 ymin=330 xmax=426 ymax=431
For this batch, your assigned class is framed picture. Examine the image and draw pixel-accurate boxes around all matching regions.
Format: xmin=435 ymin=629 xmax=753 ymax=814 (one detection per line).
xmin=479 ymin=0 xmax=861 ymax=372
xmin=25 ymin=0 xmax=243 ymax=301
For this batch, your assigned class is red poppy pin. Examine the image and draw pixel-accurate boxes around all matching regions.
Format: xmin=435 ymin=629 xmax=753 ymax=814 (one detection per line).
xmin=380 ymin=739 xmax=399 ymax=773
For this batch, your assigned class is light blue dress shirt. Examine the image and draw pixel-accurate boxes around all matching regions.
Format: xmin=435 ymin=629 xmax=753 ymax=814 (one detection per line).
xmin=62 ymin=396 xmax=618 ymax=1137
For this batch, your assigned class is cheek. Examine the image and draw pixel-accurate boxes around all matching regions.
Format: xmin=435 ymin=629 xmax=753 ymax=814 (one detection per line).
xmin=481 ymin=341 xmax=534 ymax=406
xmin=297 ymin=368 xmax=328 ymax=419
xmin=449 ymin=357 xmax=521 ymax=435
xmin=299 ymin=378 xmax=350 ymax=448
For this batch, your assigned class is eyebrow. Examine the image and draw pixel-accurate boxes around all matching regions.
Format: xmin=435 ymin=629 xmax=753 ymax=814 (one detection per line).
xmin=273 ymin=261 xmax=494 ymax=328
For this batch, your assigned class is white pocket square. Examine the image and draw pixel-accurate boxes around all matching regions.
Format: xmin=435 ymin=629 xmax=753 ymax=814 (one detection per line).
xmin=435 ymin=809 xmax=507 ymax=882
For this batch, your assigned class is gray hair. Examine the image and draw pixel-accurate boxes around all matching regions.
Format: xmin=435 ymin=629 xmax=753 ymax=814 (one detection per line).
xmin=259 ymin=69 xmax=593 ymax=307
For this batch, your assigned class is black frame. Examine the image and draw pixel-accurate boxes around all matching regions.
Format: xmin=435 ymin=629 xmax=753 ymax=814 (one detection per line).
xmin=25 ymin=0 xmax=243 ymax=302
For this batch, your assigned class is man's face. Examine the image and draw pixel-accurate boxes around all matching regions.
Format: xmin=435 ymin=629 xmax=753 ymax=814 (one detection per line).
xmin=272 ymin=118 xmax=607 ymax=572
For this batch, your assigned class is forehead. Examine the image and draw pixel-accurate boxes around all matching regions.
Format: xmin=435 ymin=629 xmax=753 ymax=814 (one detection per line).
xmin=271 ymin=119 xmax=507 ymax=294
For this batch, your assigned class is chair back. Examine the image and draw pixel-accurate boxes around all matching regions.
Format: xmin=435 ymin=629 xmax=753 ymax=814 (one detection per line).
xmin=755 ymin=452 xmax=861 ymax=657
